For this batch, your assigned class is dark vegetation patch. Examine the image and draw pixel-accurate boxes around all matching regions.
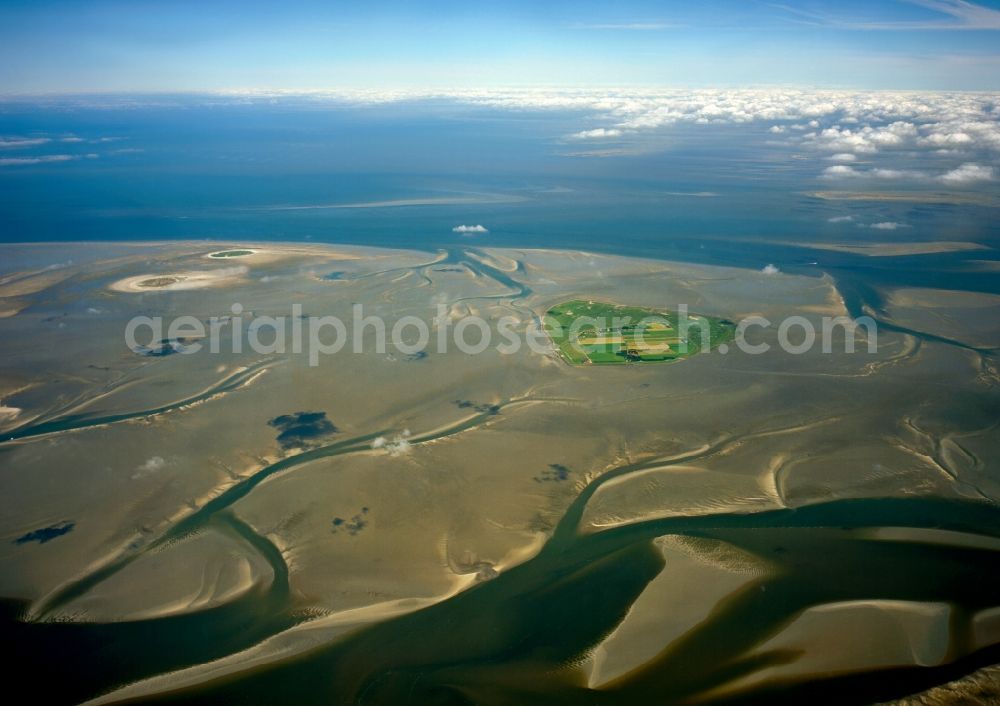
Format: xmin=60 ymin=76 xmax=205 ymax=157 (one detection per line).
xmin=137 ymin=276 xmax=183 ymax=288
xmin=453 ymin=400 xmax=500 ymax=415
xmin=331 ymin=507 xmax=369 ymax=536
xmin=535 ymin=464 xmax=571 ymax=483
xmin=475 ymin=566 xmax=499 ymax=582
xmin=268 ymin=411 xmax=338 ymax=449
xmin=133 ymin=338 xmax=200 ymax=357
xmin=15 ymin=521 xmax=75 ymax=545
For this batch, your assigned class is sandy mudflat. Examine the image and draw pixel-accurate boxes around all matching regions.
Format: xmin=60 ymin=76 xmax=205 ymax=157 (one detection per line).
xmin=805 ymin=241 xmax=990 ymax=257
xmin=883 ymin=286 xmax=1000 ymax=348
xmin=714 ymin=600 xmax=953 ymax=697
xmin=807 ymin=190 xmax=1000 ymax=206
xmin=109 ymin=266 xmax=250 ymax=292
xmin=52 ymin=529 xmax=273 ymax=621
xmin=586 ymin=535 xmax=768 ymax=687
xmin=0 ymin=267 xmax=79 ymax=317
xmin=1 ymin=241 xmax=998 ymax=705
xmin=260 ymin=194 xmax=527 ymax=210
xmin=0 ymin=267 xmax=76 ymax=297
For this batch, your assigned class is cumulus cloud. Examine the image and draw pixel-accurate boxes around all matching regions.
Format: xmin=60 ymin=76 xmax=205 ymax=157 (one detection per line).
xmin=804 ymin=121 xmax=921 ymax=154
xmin=571 ymin=128 xmax=624 ymax=139
xmin=828 ymin=215 xmax=854 ymax=223
xmin=146 ymin=88 xmax=1000 ymax=164
xmin=372 ymin=429 xmax=412 ymax=456
xmin=171 ymin=87 xmax=1000 ymax=144
xmin=862 ymin=222 xmax=910 ymax=230
xmin=0 ymin=137 xmax=51 ymax=149
xmin=107 ymin=88 xmax=1000 ymax=167
xmin=452 ymin=224 xmax=488 ymax=234
xmin=822 ymin=164 xmax=924 ymax=180
xmin=938 ymin=162 xmax=994 ymax=184
xmin=821 ymin=165 xmax=863 ymax=179
xmin=828 ymin=153 xmax=857 ymax=162
xmin=761 ymin=264 xmax=780 ymax=275
xmin=132 ymin=456 xmax=166 ymax=478
xmin=822 ymin=161 xmax=994 ymax=183
xmin=0 ymin=154 xmax=79 ymax=166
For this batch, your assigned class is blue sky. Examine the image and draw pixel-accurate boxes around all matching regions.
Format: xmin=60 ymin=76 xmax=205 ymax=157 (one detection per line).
xmin=2 ymin=0 xmax=1000 ymax=92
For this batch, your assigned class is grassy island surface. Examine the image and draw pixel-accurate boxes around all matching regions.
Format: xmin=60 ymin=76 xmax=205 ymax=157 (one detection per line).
xmin=543 ymin=299 xmax=736 ymax=365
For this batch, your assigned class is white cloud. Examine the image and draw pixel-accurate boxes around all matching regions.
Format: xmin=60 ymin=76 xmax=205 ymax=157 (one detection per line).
xmin=372 ymin=430 xmax=412 ymax=456
xmin=132 ymin=456 xmax=166 ymax=478
xmin=571 ymin=128 xmax=624 ymax=139
xmin=823 ymin=161 xmax=995 ymax=183
xmin=804 ymin=121 xmax=920 ymax=154
xmin=173 ymin=88 xmax=1000 ymax=162
xmin=828 ymin=215 xmax=854 ymax=223
xmin=788 ymin=0 xmax=1000 ymax=30
xmin=870 ymin=167 xmax=924 ymax=179
xmin=0 ymin=154 xmax=78 ymax=166
xmin=821 ymin=165 xmax=863 ymax=178
xmin=0 ymin=137 xmax=51 ymax=149
xmin=821 ymin=164 xmax=911 ymax=179
xmin=937 ymin=162 xmax=994 ymax=183
xmin=452 ymin=224 xmax=488 ymax=234
xmin=761 ymin=264 xmax=780 ymax=275
xmin=828 ymin=153 xmax=857 ymax=162
xmin=863 ymin=222 xmax=911 ymax=230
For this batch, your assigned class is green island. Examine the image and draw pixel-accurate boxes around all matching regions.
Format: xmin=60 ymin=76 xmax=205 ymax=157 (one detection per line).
xmin=137 ymin=276 xmax=184 ymax=288
xmin=209 ymin=249 xmax=256 ymax=258
xmin=543 ymin=299 xmax=736 ymax=365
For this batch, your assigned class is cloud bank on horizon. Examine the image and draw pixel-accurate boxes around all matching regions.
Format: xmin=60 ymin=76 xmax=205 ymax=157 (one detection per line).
xmin=239 ymin=86 xmax=999 ymax=182
xmin=3 ymin=87 xmax=998 ymax=184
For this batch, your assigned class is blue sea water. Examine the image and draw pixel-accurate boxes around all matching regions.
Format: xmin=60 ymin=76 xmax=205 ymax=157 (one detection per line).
xmin=1 ymin=96 xmax=998 ymax=298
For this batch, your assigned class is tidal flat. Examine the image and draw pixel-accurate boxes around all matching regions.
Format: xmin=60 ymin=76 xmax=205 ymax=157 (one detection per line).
xmin=0 ymin=241 xmax=998 ymax=705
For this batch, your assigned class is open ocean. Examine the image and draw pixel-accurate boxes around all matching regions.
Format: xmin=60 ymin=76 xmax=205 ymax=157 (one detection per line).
xmin=2 ymin=96 xmax=998 ymax=303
